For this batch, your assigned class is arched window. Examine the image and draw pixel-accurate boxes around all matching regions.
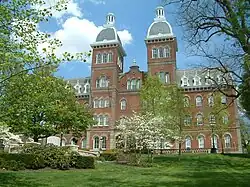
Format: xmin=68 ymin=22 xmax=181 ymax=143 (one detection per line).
xmin=223 ymin=115 xmax=229 ymax=124
xmin=196 ymin=96 xmax=203 ymax=107
xmin=211 ymin=135 xmax=218 ymax=148
xmin=224 ymin=134 xmax=231 ymax=148
xmin=108 ymin=53 xmax=113 ymax=62
xmin=165 ymin=46 xmax=170 ymax=58
xmin=99 ymin=99 xmax=105 ymax=108
xmin=99 ymin=115 xmax=104 ymax=126
xmin=120 ymin=99 xmax=127 ymax=110
xmin=81 ymin=139 xmax=87 ymax=149
xmin=71 ymin=138 xmax=77 ymax=145
xmin=96 ymin=53 xmax=102 ymax=64
xmin=184 ymin=97 xmax=189 ymax=107
xmin=197 ymin=114 xmax=203 ymax=125
xmin=184 ymin=115 xmax=192 ymax=125
xmin=103 ymin=53 xmax=108 ymax=63
xmin=159 ymin=47 xmax=164 ymax=58
xmin=93 ymin=99 xmax=99 ymax=108
xmin=208 ymin=95 xmax=214 ymax=107
xmin=209 ymin=114 xmax=216 ymax=124
xmin=104 ymin=99 xmax=110 ymax=108
xmin=152 ymin=48 xmax=158 ymax=58
xmin=131 ymin=79 xmax=137 ymax=90
xmin=136 ymin=80 xmax=141 ymax=89
xmin=127 ymin=80 xmax=131 ymax=90
xmin=198 ymin=135 xmax=205 ymax=148
xmin=93 ymin=136 xmax=99 ymax=149
xmin=103 ymin=115 xmax=109 ymax=126
xmin=185 ymin=136 xmax=192 ymax=149
xmin=101 ymin=136 xmax=107 ymax=149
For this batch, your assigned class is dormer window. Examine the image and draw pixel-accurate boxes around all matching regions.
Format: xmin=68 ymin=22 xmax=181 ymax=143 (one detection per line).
xmin=193 ymin=75 xmax=201 ymax=86
xmin=181 ymin=75 xmax=189 ymax=87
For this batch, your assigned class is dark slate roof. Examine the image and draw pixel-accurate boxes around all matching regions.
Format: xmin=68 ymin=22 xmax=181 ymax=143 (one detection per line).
xmin=149 ymin=22 xmax=171 ymax=36
xmin=96 ymin=28 xmax=116 ymax=42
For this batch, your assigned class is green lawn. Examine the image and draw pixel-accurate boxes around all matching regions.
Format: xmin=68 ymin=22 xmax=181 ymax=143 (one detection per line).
xmin=0 ymin=154 xmax=249 ymax=187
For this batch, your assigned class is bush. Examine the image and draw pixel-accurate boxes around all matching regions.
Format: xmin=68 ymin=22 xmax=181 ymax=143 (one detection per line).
xmin=21 ymin=144 xmax=71 ymax=170
xmin=72 ymin=155 xmax=95 ymax=169
xmin=0 ymin=153 xmax=43 ymax=170
xmin=100 ymin=151 xmax=117 ymax=161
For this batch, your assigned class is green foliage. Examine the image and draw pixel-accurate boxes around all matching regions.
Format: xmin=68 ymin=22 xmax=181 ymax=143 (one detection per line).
xmin=21 ymin=144 xmax=71 ymax=170
xmin=0 ymin=158 xmax=25 ymax=171
xmin=100 ymin=151 xmax=117 ymax=161
xmin=71 ymin=156 xmax=95 ymax=169
xmin=0 ymin=152 xmax=44 ymax=170
xmin=239 ymin=55 xmax=250 ymax=118
xmin=0 ymin=73 xmax=94 ymax=141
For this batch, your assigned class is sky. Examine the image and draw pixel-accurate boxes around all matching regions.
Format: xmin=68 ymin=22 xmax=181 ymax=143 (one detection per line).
xmin=39 ymin=0 xmax=205 ymax=79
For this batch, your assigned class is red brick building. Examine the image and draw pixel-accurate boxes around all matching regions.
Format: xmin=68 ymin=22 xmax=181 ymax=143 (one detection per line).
xmin=66 ymin=7 xmax=242 ymax=153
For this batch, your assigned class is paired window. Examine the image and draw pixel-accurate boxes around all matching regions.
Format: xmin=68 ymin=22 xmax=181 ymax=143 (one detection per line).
xmin=96 ymin=76 xmax=109 ymax=88
xmin=93 ymin=136 xmax=107 ymax=150
xmin=127 ymin=79 xmax=141 ymax=90
xmin=184 ymin=115 xmax=192 ymax=125
xmin=152 ymin=46 xmax=170 ymax=59
xmin=93 ymin=98 xmax=109 ymax=108
xmin=196 ymin=114 xmax=203 ymax=125
xmin=157 ymin=72 xmax=169 ymax=84
xmin=93 ymin=115 xmax=109 ymax=126
xmin=96 ymin=53 xmax=113 ymax=64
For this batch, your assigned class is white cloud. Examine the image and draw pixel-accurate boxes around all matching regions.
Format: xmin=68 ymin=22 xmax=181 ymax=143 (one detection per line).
xmin=117 ymin=30 xmax=133 ymax=46
xmin=49 ymin=17 xmax=133 ymax=62
xmin=86 ymin=0 xmax=106 ymax=5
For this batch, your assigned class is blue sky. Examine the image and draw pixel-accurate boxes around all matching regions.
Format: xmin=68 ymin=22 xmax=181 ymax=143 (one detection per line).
xmin=41 ymin=0 xmax=204 ymax=79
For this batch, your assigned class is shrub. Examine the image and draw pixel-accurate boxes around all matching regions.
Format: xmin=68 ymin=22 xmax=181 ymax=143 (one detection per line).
xmin=21 ymin=144 xmax=71 ymax=170
xmin=71 ymin=155 xmax=95 ymax=169
xmin=0 ymin=153 xmax=43 ymax=170
xmin=100 ymin=151 xmax=117 ymax=161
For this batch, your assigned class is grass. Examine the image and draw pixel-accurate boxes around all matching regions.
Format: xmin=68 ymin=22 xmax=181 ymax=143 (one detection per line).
xmin=0 ymin=154 xmax=250 ymax=187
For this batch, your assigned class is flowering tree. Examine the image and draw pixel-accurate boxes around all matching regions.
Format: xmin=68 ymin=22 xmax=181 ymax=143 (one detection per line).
xmin=0 ymin=123 xmax=23 ymax=146
xmin=116 ymin=112 xmax=174 ymax=164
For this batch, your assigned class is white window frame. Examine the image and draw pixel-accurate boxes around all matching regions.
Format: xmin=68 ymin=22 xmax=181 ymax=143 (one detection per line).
xmin=185 ymin=136 xmax=191 ymax=149
xmin=196 ymin=96 xmax=203 ymax=107
xmin=96 ymin=53 xmax=102 ymax=64
xmin=104 ymin=99 xmax=109 ymax=108
xmin=221 ymin=96 xmax=227 ymax=104
xmin=198 ymin=136 xmax=205 ymax=148
xmin=93 ymin=136 xmax=99 ymax=149
xmin=224 ymin=134 xmax=231 ymax=148
xmin=101 ymin=136 xmax=107 ymax=149
xmin=208 ymin=95 xmax=214 ymax=107
xmin=152 ymin=48 xmax=158 ymax=58
xmin=197 ymin=114 xmax=203 ymax=125
xmin=211 ymin=135 xmax=218 ymax=148
xmin=127 ymin=80 xmax=131 ymax=90
xmin=93 ymin=99 xmax=99 ymax=108
xmin=209 ymin=114 xmax=216 ymax=124
xmin=120 ymin=99 xmax=126 ymax=110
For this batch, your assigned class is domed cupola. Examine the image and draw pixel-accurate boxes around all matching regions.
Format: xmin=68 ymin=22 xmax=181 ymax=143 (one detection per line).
xmin=94 ymin=13 xmax=122 ymax=45
xmin=91 ymin=13 xmax=125 ymax=56
xmin=146 ymin=6 xmax=174 ymax=40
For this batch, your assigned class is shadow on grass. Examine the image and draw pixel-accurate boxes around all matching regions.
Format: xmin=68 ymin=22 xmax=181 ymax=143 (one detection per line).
xmin=0 ymin=172 xmax=50 ymax=187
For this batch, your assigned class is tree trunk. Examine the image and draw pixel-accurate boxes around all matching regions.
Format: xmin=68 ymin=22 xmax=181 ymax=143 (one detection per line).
xmin=60 ymin=132 xmax=63 ymax=146
xmin=33 ymin=136 xmax=39 ymax=142
xmin=221 ymin=141 xmax=224 ymax=154
xmin=178 ymin=142 xmax=182 ymax=156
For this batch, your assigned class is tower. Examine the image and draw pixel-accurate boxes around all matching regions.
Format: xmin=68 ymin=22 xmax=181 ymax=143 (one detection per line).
xmin=88 ymin=13 xmax=126 ymax=150
xmin=145 ymin=6 xmax=177 ymax=84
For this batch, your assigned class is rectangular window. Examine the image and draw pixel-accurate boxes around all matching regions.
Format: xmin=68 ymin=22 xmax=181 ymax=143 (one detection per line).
xmin=105 ymin=99 xmax=110 ymax=107
xmin=108 ymin=53 xmax=113 ymax=62
xmin=103 ymin=53 xmax=108 ymax=63
xmin=96 ymin=54 xmax=102 ymax=64
xmin=131 ymin=79 xmax=136 ymax=90
xmin=152 ymin=48 xmax=158 ymax=58
xmin=159 ymin=72 xmax=165 ymax=83
xmin=221 ymin=96 xmax=227 ymax=104
xmin=94 ymin=100 xmax=99 ymax=108
xmin=99 ymin=100 xmax=105 ymax=108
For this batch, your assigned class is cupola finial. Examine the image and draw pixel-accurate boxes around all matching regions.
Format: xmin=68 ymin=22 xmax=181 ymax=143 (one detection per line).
xmin=155 ymin=6 xmax=166 ymax=21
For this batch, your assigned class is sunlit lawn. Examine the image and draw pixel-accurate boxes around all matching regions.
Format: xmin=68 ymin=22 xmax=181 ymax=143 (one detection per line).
xmin=0 ymin=154 xmax=249 ymax=187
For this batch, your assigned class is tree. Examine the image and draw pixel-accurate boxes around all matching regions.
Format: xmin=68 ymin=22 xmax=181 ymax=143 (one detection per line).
xmin=162 ymin=0 xmax=250 ymax=98
xmin=0 ymin=0 xmax=90 ymax=92
xmin=239 ymin=55 xmax=250 ymax=118
xmin=116 ymin=112 xmax=174 ymax=164
xmin=0 ymin=71 xmax=94 ymax=142
xmin=239 ymin=118 xmax=250 ymax=153
xmin=140 ymin=76 xmax=169 ymax=116
xmin=205 ymin=92 xmax=231 ymax=154
xmin=164 ymin=85 xmax=190 ymax=156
